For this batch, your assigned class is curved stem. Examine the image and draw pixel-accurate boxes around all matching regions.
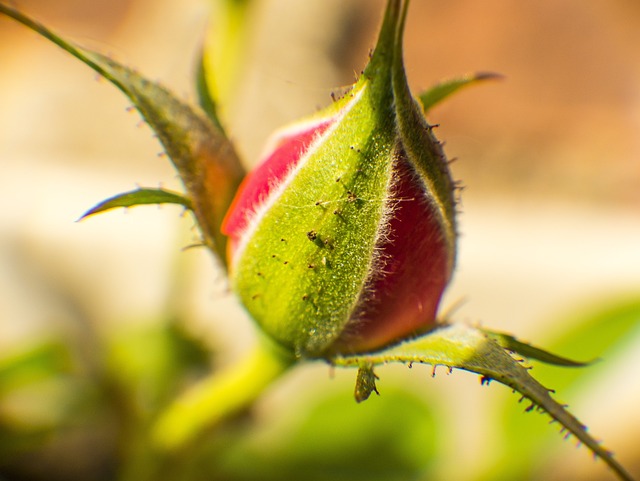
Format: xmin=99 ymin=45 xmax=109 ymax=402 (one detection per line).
xmin=152 ymin=336 xmax=295 ymax=452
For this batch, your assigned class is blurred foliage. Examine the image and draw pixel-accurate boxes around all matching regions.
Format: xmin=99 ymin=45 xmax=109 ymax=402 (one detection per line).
xmin=0 ymin=310 xmax=439 ymax=480
xmin=212 ymin=388 xmax=438 ymax=481
xmin=0 ymin=318 xmax=212 ymax=481
xmin=1 ymin=294 xmax=637 ymax=480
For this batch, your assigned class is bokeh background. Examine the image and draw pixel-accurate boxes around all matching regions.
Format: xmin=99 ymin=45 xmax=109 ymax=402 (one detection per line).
xmin=1 ymin=1 xmax=639 ymax=480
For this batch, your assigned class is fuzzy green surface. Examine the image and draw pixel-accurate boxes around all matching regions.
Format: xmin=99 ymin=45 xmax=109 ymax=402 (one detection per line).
xmin=232 ymin=76 xmax=396 ymax=357
xmin=391 ymin=3 xmax=457 ymax=271
xmin=230 ymin=0 xmax=458 ymax=357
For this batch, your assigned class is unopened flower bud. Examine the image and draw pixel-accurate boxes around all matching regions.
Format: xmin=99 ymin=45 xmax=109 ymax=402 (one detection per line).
xmin=222 ymin=0 xmax=456 ymax=357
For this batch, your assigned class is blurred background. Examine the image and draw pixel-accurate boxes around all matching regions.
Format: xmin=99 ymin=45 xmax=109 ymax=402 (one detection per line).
xmin=0 ymin=0 xmax=639 ymax=480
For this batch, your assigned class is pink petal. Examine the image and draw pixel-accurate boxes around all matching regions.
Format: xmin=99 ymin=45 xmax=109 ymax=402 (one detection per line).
xmin=222 ymin=118 xmax=335 ymax=257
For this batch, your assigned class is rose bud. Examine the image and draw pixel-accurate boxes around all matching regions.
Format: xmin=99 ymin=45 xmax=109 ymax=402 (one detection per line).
xmin=222 ymin=0 xmax=456 ymax=357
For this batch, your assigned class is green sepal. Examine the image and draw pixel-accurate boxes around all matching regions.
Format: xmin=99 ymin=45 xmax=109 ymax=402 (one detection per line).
xmin=331 ymin=323 xmax=634 ymax=481
xmin=390 ymin=1 xmax=457 ymax=266
xmin=230 ymin=0 xmax=401 ymax=357
xmin=418 ymin=72 xmax=503 ymax=113
xmin=354 ymin=363 xmax=379 ymax=403
xmin=0 ymin=4 xmax=245 ymax=268
xmin=79 ymin=188 xmax=192 ymax=220
xmin=481 ymin=328 xmax=593 ymax=367
xmin=195 ymin=52 xmax=224 ymax=131
xmin=198 ymin=0 xmax=254 ymax=124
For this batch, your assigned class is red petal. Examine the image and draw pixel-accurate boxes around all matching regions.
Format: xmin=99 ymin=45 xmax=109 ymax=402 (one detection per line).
xmin=335 ymin=157 xmax=451 ymax=353
xmin=222 ymin=118 xmax=335 ymax=257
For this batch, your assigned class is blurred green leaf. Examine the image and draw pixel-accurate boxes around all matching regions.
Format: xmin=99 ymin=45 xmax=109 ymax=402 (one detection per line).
xmin=0 ymin=4 xmax=246 ymax=267
xmin=0 ymin=337 xmax=112 ymax=470
xmin=418 ymin=72 xmax=502 ymax=113
xmin=103 ymin=320 xmax=212 ymax=481
xmin=0 ymin=341 xmax=70 ymax=394
xmin=0 ymin=425 xmax=49 ymax=461
xmin=106 ymin=320 xmax=211 ymax=416
xmin=79 ymin=188 xmax=192 ymax=220
xmin=199 ymin=0 xmax=255 ymax=124
xmin=215 ymin=387 xmax=438 ymax=481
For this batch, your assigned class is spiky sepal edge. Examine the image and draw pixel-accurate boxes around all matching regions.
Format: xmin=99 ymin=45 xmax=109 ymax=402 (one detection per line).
xmin=330 ymin=323 xmax=634 ymax=481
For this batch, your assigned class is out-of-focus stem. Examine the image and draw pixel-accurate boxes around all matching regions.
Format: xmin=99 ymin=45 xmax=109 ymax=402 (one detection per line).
xmin=152 ymin=336 xmax=294 ymax=452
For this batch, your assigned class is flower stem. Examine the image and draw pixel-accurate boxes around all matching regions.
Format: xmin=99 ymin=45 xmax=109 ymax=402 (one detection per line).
xmin=152 ymin=336 xmax=294 ymax=452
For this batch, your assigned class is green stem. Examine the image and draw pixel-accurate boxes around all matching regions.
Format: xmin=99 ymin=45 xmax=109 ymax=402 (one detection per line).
xmin=152 ymin=336 xmax=294 ymax=452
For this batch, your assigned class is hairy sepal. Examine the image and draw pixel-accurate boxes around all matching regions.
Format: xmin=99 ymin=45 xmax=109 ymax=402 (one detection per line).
xmin=223 ymin=0 xmax=459 ymax=357
xmin=391 ymin=1 xmax=457 ymax=272
xmin=227 ymin=77 xmax=397 ymax=357
xmin=418 ymin=72 xmax=503 ymax=113
xmin=482 ymin=328 xmax=593 ymax=367
xmin=79 ymin=188 xmax=192 ymax=220
xmin=332 ymin=323 xmax=634 ymax=481
xmin=330 ymin=151 xmax=451 ymax=354
xmin=222 ymin=113 xmax=340 ymax=262
xmin=0 ymin=4 xmax=245 ymax=267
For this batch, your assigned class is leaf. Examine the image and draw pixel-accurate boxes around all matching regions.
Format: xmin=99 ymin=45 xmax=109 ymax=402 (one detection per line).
xmin=0 ymin=341 xmax=70 ymax=394
xmin=198 ymin=0 xmax=255 ymax=123
xmin=418 ymin=72 xmax=502 ymax=113
xmin=0 ymin=4 xmax=246 ymax=267
xmin=105 ymin=319 xmax=211 ymax=415
xmin=215 ymin=387 xmax=439 ymax=481
xmin=79 ymin=188 xmax=192 ymax=220
xmin=482 ymin=328 xmax=592 ymax=367
xmin=331 ymin=323 xmax=634 ymax=481
xmin=538 ymin=297 xmax=640 ymax=380
xmin=196 ymin=51 xmax=224 ymax=131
